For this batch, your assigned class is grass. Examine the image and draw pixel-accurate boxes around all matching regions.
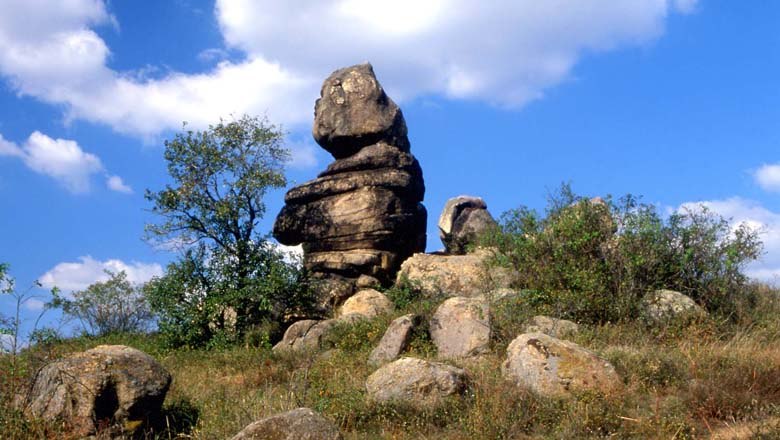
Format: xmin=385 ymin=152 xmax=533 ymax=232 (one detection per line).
xmin=3 ymin=289 xmax=780 ymax=439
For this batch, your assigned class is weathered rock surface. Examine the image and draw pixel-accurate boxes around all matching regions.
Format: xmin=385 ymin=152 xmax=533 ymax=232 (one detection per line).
xmin=430 ymin=297 xmax=491 ymax=358
xmin=523 ymin=315 xmax=579 ymax=338
xmin=396 ymin=249 xmax=512 ymax=297
xmin=641 ymin=289 xmax=707 ymax=324
xmin=502 ymin=333 xmax=621 ymax=396
xmin=368 ymin=314 xmax=420 ymax=366
xmin=438 ymin=196 xmax=498 ymax=254
xmin=274 ymin=63 xmax=426 ymax=311
xmin=273 ymin=319 xmax=337 ymax=352
xmin=365 ymin=357 xmax=468 ymax=408
xmin=231 ymin=407 xmax=342 ymax=440
xmin=338 ymin=289 xmax=393 ymax=319
xmin=273 ymin=314 xmax=369 ymax=353
xmin=312 ymin=65 xmax=408 ymax=159
xmin=23 ymin=345 xmax=171 ymax=438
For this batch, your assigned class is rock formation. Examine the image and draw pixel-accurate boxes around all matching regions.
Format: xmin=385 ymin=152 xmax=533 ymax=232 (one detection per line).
xmin=365 ymin=357 xmax=469 ymax=409
xmin=337 ymin=288 xmax=393 ymax=319
xmin=274 ymin=63 xmax=426 ymax=311
xmin=368 ymin=313 xmax=421 ymax=366
xmin=23 ymin=345 xmax=171 ymax=438
xmin=640 ymin=289 xmax=707 ymax=324
xmin=523 ymin=315 xmax=580 ymax=339
xmin=502 ymin=333 xmax=622 ymax=397
xmin=430 ymin=296 xmax=491 ymax=358
xmin=438 ymin=195 xmax=498 ymax=254
xmin=397 ymin=248 xmax=513 ymax=297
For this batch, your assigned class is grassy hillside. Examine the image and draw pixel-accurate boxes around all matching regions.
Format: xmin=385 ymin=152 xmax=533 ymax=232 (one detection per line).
xmin=2 ymin=284 xmax=780 ymax=439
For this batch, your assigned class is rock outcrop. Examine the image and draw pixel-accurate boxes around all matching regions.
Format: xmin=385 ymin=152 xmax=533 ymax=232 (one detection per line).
xmin=368 ymin=314 xmax=420 ymax=366
xmin=273 ymin=314 xmax=368 ymax=353
xmin=274 ymin=63 xmax=426 ymax=311
xmin=365 ymin=357 xmax=469 ymax=408
xmin=338 ymin=289 xmax=393 ymax=319
xmin=523 ymin=315 xmax=579 ymax=338
xmin=641 ymin=289 xmax=707 ymax=324
xmin=23 ymin=345 xmax=171 ymax=438
xmin=430 ymin=296 xmax=491 ymax=358
xmin=273 ymin=319 xmax=335 ymax=352
xmin=231 ymin=407 xmax=342 ymax=440
xmin=397 ymin=249 xmax=512 ymax=297
xmin=438 ymin=196 xmax=498 ymax=254
xmin=502 ymin=333 xmax=621 ymax=397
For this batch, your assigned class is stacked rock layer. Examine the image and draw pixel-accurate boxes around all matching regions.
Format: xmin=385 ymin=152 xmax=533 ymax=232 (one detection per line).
xmin=274 ymin=63 xmax=426 ymax=309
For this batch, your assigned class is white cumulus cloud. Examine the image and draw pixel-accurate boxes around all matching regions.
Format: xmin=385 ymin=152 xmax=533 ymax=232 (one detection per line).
xmin=754 ymin=163 xmax=780 ymax=193
xmin=39 ymin=256 xmax=163 ymax=292
xmin=106 ymin=175 xmax=133 ymax=194
xmin=0 ymin=0 xmax=697 ymax=148
xmin=0 ymin=131 xmax=131 ymax=194
xmin=0 ymin=131 xmax=103 ymax=193
xmin=678 ymin=197 xmax=780 ymax=284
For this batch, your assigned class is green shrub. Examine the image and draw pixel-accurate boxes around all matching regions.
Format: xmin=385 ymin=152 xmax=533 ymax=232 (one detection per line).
xmin=144 ymin=243 xmax=313 ymax=349
xmin=481 ymin=184 xmax=762 ymax=324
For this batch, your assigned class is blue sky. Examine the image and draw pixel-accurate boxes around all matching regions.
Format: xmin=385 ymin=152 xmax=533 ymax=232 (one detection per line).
xmin=1 ymin=0 xmax=779 ymax=340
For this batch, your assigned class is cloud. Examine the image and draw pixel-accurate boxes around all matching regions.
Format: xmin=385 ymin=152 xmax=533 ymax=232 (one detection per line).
xmin=106 ymin=175 xmax=133 ymax=194
xmin=197 ymin=47 xmax=230 ymax=63
xmin=24 ymin=298 xmax=45 ymax=312
xmin=678 ymin=197 xmax=780 ymax=283
xmin=0 ymin=0 xmax=696 ymax=149
xmin=672 ymin=0 xmax=699 ymax=14
xmin=39 ymin=256 xmax=163 ymax=292
xmin=754 ymin=163 xmax=780 ymax=193
xmin=286 ymin=138 xmax=320 ymax=170
xmin=0 ymin=131 xmax=104 ymax=193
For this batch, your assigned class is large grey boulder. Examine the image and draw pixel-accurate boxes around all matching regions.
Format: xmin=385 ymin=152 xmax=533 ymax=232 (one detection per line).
xmin=338 ymin=289 xmax=393 ymax=319
xmin=312 ymin=63 xmax=408 ymax=159
xmin=502 ymin=333 xmax=621 ymax=397
xmin=438 ymin=196 xmax=498 ymax=254
xmin=396 ymin=249 xmax=512 ymax=297
xmin=23 ymin=345 xmax=171 ymax=438
xmin=368 ymin=314 xmax=420 ymax=366
xmin=365 ymin=357 xmax=468 ymax=408
xmin=231 ymin=407 xmax=342 ymax=440
xmin=430 ymin=297 xmax=491 ymax=358
xmin=274 ymin=63 xmax=426 ymax=312
xmin=641 ymin=289 xmax=707 ymax=324
xmin=273 ymin=314 xmax=369 ymax=353
xmin=273 ymin=319 xmax=337 ymax=352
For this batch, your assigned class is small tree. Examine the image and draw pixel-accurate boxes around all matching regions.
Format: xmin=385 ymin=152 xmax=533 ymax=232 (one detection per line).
xmin=0 ymin=263 xmax=51 ymax=354
xmin=144 ymin=115 xmax=310 ymax=347
xmin=51 ymin=271 xmax=153 ymax=336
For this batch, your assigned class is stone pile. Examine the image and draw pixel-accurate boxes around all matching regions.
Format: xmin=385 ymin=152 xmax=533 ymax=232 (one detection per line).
xmin=274 ymin=63 xmax=426 ymax=311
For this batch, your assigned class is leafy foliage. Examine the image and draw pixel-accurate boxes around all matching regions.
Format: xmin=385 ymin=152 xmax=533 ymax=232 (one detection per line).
xmin=144 ymin=244 xmax=311 ymax=348
xmin=51 ymin=270 xmax=153 ymax=336
xmin=482 ymin=184 xmax=762 ymax=323
xmin=144 ymin=116 xmax=312 ymax=348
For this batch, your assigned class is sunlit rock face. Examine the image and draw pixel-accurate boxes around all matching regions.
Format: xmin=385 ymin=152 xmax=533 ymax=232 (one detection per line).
xmin=274 ymin=63 xmax=426 ymax=312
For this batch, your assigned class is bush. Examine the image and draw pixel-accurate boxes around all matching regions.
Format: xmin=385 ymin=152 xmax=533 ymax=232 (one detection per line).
xmin=481 ymin=184 xmax=762 ymax=324
xmin=144 ymin=243 xmax=314 ymax=348
xmin=51 ymin=270 xmax=153 ymax=336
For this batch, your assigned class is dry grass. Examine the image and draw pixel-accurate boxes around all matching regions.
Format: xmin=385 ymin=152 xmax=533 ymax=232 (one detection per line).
xmin=3 ymin=291 xmax=780 ymax=439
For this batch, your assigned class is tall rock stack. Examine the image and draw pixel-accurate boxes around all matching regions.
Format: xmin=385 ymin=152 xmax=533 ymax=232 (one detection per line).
xmin=274 ymin=63 xmax=426 ymax=311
